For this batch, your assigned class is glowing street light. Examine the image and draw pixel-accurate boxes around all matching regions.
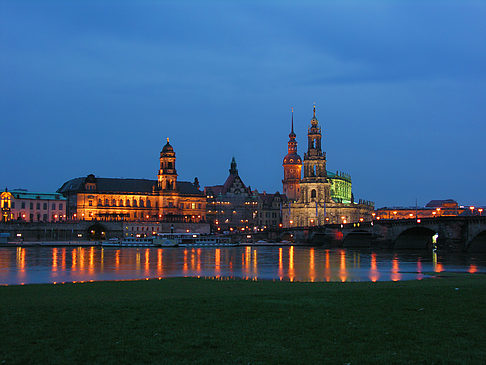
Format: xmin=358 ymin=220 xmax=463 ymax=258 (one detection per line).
xmin=470 ymin=206 xmax=475 ymax=216
xmin=479 ymin=208 xmax=483 ymax=216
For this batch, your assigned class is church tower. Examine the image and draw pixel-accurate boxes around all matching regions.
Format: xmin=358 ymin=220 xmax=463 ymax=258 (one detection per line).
xmin=282 ymin=108 xmax=302 ymax=201
xmin=303 ymin=106 xmax=327 ymax=181
xmin=157 ymin=138 xmax=177 ymax=191
xmin=299 ymin=106 xmax=331 ymax=205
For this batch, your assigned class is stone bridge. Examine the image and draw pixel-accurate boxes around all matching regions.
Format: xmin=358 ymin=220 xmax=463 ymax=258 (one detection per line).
xmin=269 ymin=216 xmax=486 ymax=252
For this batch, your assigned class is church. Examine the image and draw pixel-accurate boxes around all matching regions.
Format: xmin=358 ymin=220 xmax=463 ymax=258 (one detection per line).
xmin=282 ymin=107 xmax=374 ymax=227
xmin=58 ymin=139 xmax=206 ymax=222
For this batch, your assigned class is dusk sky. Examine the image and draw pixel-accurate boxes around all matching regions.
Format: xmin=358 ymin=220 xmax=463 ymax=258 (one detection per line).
xmin=1 ymin=1 xmax=485 ymax=208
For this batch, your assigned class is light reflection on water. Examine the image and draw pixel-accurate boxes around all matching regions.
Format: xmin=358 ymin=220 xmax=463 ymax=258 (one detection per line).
xmin=0 ymin=246 xmax=485 ymax=285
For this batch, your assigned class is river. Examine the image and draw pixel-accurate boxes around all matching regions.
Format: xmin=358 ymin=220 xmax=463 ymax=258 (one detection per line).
xmin=0 ymin=245 xmax=485 ymax=285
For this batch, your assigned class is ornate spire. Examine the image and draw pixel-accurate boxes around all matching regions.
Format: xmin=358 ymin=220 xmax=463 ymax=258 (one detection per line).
xmin=289 ymin=107 xmax=296 ymax=139
xmin=291 ymin=107 xmax=294 ymax=134
xmin=166 ymin=137 xmax=169 ymax=143
xmin=313 ymin=104 xmax=316 ymax=118
xmin=229 ymin=157 xmax=238 ymax=175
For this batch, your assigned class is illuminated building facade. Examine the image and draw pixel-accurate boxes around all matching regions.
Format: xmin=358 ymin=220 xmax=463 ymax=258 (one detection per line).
xmin=375 ymin=199 xmax=466 ymax=220
xmin=204 ymin=158 xmax=259 ymax=232
xmin=1 ymin=189 xmax=67 ymax=222
xmin=58 ymin=139 xmax=206 ymax=222
xmin=282 ymin=106 xmax=374 ymax=227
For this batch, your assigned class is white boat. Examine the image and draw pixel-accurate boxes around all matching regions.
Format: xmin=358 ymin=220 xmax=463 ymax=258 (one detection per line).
xmin=153 ymin=233 xmax=199 ymax=247
xmin=102 ymin=237 xmax=155 ymax=247
xmin=192 ymin=235 xmax=234 ymax=246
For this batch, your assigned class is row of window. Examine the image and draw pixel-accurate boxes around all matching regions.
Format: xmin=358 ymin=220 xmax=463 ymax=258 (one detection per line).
xmin=87 ymin=200 xmax=202 ymax=210
xmin=4 ymin=201 xmax=64 ymax=210
xmin=96 ymin=198 xmax=155 ymax=208
xmin=258 ymin=212 xmax=279 ymax=218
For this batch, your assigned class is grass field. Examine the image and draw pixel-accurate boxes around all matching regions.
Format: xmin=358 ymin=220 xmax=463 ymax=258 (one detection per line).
xmin=0 ymin=275 xmax=485 ymax=364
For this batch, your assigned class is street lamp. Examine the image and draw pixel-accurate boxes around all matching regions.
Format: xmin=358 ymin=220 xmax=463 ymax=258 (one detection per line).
xmin=470 ymin=206 xmax=475 ymax=216
xmin=479 ymin=208 xmax=483 ymax=216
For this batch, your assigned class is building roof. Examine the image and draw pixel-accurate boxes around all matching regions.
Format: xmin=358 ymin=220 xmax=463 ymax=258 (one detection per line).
xmin=58 ymin=176 xmax=203 ymax=196
xmin=425 ymin=199 xmax=457 ymax=208
xmin=7 ymin=190 xmax=66 ymax=201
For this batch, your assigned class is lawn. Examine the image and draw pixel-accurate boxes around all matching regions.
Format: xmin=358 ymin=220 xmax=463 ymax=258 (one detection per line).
xmin=0 ymin=275 xmax=485 ymax=364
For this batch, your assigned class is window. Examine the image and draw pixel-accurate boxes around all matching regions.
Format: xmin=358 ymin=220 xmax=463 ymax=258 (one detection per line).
xmin=133 ymin=200 xmax=137 ymax=207
xmin=59 ymin=203 xmax=63 ymax=210
xmin=180 ymin=203 xmax=184 ymax=209
xmin=146 ymin=200 xmax=151 ymax=208
xmin=29 ymin=213 xmax=33 ymax=221
xmin=198 ymin=204 xmax=202 ymax=209
xmin=43 ymin=214 xmax=47 ymax=221
xmin=21 ymin=202 xmax=25 ymax=209
xmin=98 ymin=199 xmax=103 ymax=206
xmin=311 ymin=190 xmax=317 ymax=199
xmin=191 ymin=203 xmax=196 ymax=209
xmin=43 ymin=203 xmax=47 ymax=210
xmin=36 ymin=203 xmax=40 ymax=210
xmin=30 ymin=202 xmax=33 ymax=209
xmin=168 ymin=202 xmax=173 ymax=208
xmin=112 ymin=199 xmax=116 ymax=206
xmin=52 ymin=203 xmax=56 ymax=210
xmin=105 ymin=199 xmax=109 ymax=206
xmin=11 ymin=202 xmax=15 ymax=209
xmin=89 ymin=200 xmax=93 ymax=207
xmin=140 ymin=200 xmax=144 ymax=208
xmin=168 ymin=161 xmax=173 ymax=169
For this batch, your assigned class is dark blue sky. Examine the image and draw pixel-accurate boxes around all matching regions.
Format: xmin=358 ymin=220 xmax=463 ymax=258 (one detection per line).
xmin=1 ymin=1 xmax=485 ymax=208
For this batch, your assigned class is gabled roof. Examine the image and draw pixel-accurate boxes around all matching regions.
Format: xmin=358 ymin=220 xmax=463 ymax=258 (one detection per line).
xmin=205 ymin=185 xmax=224 ymax=196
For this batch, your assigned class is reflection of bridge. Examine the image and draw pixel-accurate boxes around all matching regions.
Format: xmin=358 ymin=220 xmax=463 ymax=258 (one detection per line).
xmin=272 ymin=217 xmax=486 ymax=251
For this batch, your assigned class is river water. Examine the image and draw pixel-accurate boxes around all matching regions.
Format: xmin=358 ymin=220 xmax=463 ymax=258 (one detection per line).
xmin=0 ymin=245 xmax=485 ymax=285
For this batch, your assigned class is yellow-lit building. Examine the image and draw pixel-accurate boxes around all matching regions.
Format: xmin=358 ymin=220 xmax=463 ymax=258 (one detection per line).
xmin=58 ymin=139 xmax=206 ymax=222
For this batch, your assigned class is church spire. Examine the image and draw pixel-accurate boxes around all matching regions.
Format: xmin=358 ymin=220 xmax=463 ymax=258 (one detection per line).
xmin=229 ymin=157 xmax=238 ymax=175
xmin=291 ymin=107 xmax=294 ymax=134
xmin=289 ymin=107 xmax=296 ymax=138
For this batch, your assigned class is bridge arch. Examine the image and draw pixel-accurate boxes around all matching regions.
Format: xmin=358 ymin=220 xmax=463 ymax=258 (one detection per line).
xmin=394 ymin=226 xmax=437 ymax=249
xmin=343 ymin=230 xmax=373 ymax=247
xmin=467 ymin=230 xmax=486 ymax=252
xmin=87 ymin=223 xmax=107 ymax=241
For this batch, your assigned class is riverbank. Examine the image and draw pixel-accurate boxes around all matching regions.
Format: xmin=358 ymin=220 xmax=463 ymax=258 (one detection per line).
xmin=1 ymin=275 xmax=485 ymax=364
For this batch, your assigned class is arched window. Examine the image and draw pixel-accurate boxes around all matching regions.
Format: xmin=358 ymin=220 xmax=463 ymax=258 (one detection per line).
xmin=133 ymin=200 xmax=138 ymax=207
xmin=146 ymin=199 xmax=151 ymax=208
xmin=140 ymin=199 xmax=144 ymax=207
xmin=168 ymin=161 xmax=173 ymax=169
xmin=98 ymin=199 xmax=102 ymax=206
xmin=126 ymin=200 xmax=130 ymax=207
xmin=311 ymin=189 xmax=317 ymax=199
xmin=112 ymin=199 xmax=116 ymax=206
xmin=105 ymin=199 xmax=109 ymax=206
